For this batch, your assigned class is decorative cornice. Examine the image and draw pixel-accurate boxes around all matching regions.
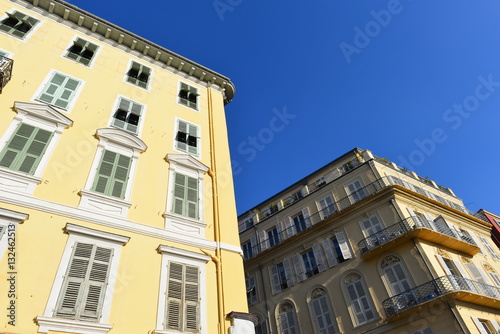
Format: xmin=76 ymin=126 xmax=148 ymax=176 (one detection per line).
xmin=14 ymin=101 xmax=73 ymax=127
xmin=0 ymin=207 xmax=29 ymax=222
xmin=96 ymin=128 xmax=147 ymax=152
xmin=65 ymin=223 xmax=130 ymax=245
xmin=166 ymin=153 xmax=209 ymax=173
xmin=157 ymin=245 xmax=211 ymax=263
xmin=20 ymin=0 xmax=235 ymax=104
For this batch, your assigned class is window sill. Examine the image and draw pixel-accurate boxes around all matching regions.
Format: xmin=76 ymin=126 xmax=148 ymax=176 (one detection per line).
xmin=78 ymin=189 xmax=132 ymax=217
xmin=0 ymin=168 xmax=42 ymax=194
xmin=163 ymin=212 xmax=207 ymax=237
xmin=36 ymin=316 xmax=112 ymax=334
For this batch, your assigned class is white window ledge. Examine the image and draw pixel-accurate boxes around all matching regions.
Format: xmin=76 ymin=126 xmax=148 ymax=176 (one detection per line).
xmin=0 ymin=168 xmax=42 ymax=194
xmin=36 ymin=316 xmax=112 ymax=334
xmin=163 ymin=212 xmax=207 ymax=237
xmin=78 ymin=189 xmax=132 ymax=217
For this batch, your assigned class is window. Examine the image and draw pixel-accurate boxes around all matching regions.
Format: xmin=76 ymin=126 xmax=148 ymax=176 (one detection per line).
xmin=321 ymin=232 xmax=352 ymax=267
xmin=269 ymin=260 xmax=294 ymax=293
xmin=178 ymin=82 xmax=199 ymax=110
xmin=345 ymin=179 xmax=366 ymax=203
xmin=126 ymin=61 xmax=151 ymax=89
xmin=172 ymin=172 xmax=199 ymax=219
xmin=255 ymin=315 xmax=268 ymax=334
xmin=91 ymin=150 xmax=132 ymax=199
xmin=110 ymin=97 xmax=144 ymax=134
xmin=472 ymin=317 xmax=500 ymax=334
xmin=436 ymin=255 xmax=475 ymax=291
xmin=361 ymin=215 xmax=384 ymax=237
xmin=242 ymin=237 xmax=256 ymax=260
xmin=55 ymin=242 xmax=113 ymax=321
xmin=36 ymin=71 xmax=82 ymax=110
xmin=266 ymin=226 xmax=280 ymax=247
xmin=293 ymin=213 xmax=307 ymax=233
xmin=246 ymin=275 xmax=258 ymax=305
xmin=0 ymin=123 xmax=52 ymax=175
xmin=0 ymin=102 xmax=73 ymax=194
xmin=165 ymin=262 xmax=200 ymax=332
xmin=479 ymin=235 xmax=500 ymax=260
xmin=0 ymin=11 xmax=39 ymax=39
xmin=309 ymin=288 xmax=339 ymax=334
xmin=277 ymin=301 xmax=299 ymax=334
xmin=284 ymin=209 xmax=310 ymax=238
xmin=175 ymin=119 xmax=200 ymax=155
xmin=65 ymin=37 xmax=98 ymax=66
xmin=301 ymin=249 xmax=319 ymax=278
xmin=485 ymin=265 xmax=500 ymax=286
xmin=79 ymin=128 xmax=147 ymax=217
xmin=317 ymin=195 xmax=336 ymax=219
xmin=155 ymin=246 xmax=209 ymax=334
xmin=343 ymin=273 xmax=376 ymax=326
xmin=292 ymin=245 xmax=326 ymax=282
xmin=381 ymin=255 xmax=411 ymax=295
xmin=36 ymin=223 xmax=129 ymax=334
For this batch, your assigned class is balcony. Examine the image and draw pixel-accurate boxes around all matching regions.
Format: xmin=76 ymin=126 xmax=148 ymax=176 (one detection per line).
xmin=383 ymin=275 xmax=500 ymax=321
xmin=0 ymin=56 xmax=13 ymax=93
xmin=358 ymin=216 xmax=480 ymax=259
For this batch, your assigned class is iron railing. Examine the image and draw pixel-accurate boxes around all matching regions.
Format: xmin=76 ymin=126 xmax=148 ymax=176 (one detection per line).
xmin=0 ymin=56 xmax=13 ymax=93
xmin=383 ymin=275 xmax=500 ymax=317
xmin=358 ymin=216 xmax=477 ymax=255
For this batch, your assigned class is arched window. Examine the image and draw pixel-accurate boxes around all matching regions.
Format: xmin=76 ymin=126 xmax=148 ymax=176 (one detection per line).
xmin=309 ymin=287 xmax=339 ymax=333
xmin=343 ymin=273 xmax=376 ymax=326
xmin=254 ymin=314 xmax=268 ymax=334
xmin=381 ymin=255 xmax=411 ymax=295
xmin=277 ymin=301 xmax=299 ymax=334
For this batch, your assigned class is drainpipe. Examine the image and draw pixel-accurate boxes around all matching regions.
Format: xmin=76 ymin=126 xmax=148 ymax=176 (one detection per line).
xmin=206 ymin=85 xmax=226 ymax=334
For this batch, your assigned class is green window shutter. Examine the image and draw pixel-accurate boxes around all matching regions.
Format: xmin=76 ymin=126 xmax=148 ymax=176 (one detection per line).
xmin=112 ymin=98 xmax=142 ymax=134
xmin=176 ymin=121 xmax=188 ymax=152
xmin=178 ymin=83 xmax=199 ymax=109
xmin=166 ymin=262 xmax=200 ymax=332
xmin=55 ymin=243 xmax=112 ymax=321
xmin=172 ymin=173 xmax=199 ymax=219
xmin=126 ymin=61 xmax=150 ymax=88
xmin=187 ymin=123 xmax=198 ymax=155
xmin=0 ymin=123 xmax=52 ymax=175
xmin=176 ymin=121 xmax=199 ymax=155
xmin=38 ymin=72 xmax=80 ymax=110
xmin=92 ymin=150 xmax=132 ymax=199
xmin=66 ymin=38 xmax=98 ymax=65
xmin=0 ymin=11 xmax=38 ymax=38
xmin=173 ymin=173 xmax=187 ymax=216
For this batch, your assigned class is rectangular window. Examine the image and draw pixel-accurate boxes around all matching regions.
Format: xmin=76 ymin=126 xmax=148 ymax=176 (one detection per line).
xmin=242 ymin=239 xmax=254 ymax=260
xmin=178 ymin=82 xmax=199 ymax=110
xmin=346 ymin=179 xmax=366 ymax=203
xmin=172 ymin=172 xmax=199 ymax=219
xmin=269 ymin=260 xmax=294 ymax=293
xmin=55 ymin=242 xmax=113 ymax=322
xmin=246 ymin=275 xmax=258 ymax=305
xmin=91 ymin=150 xmax=132 ymax=199
xmin=268 ymin=227 xmax=280 ymax=247
xmin=65 ymin=37 xmax=98 ymax=66
xmin=293 ymin=213 xmax=307 ymax=233
xmin=317 ymin=195 xmax=336 ymax=219
xmin=302 ymin=249 xmax=319 ymax=278
xmin=479 ymin=235 xmax=500 ymax=260
xmin=126 ymin=61 xmax=150 ymax=89
xmin=0 ymin=123 xmax=52 ymax=175
xmin=346 ymin=280 xmax=375 ymax=325
xmin=111 ymin=97 xmax=143 ymax=134
xmin=176 ymin=120 xmax=199 ymax=155
xmin=166 ymin=261 xmax=200 ymax=332
xmin=0 ymin=11 xmax=39 ymax=38
xmin=37 ymin=72 xmax=81 ymax=110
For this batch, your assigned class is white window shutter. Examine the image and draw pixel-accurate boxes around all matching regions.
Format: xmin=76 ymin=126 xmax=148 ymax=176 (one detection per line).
xmin=436 ymin=255 xmax=452 ymax=275
xmin=491 ymin=321 xmax=500 ymax=332
xmin=166 ymin=262 xmax=183 ymax=330
xmin=312 ymin=244 xmax=326 ymax=272
xmin=249 ymin=236 xmax=256 ymax=252
xmin=284 ymin=217 xmax=296 ymax=238
xmin=283 ymin=258 xmax=295 ymax=288
xmin=269 ymin=265 xmax=281 ymax=294
xmin=276 ymin=222 xmax=283 ymax=243
xmin=302 ymin=207 xmax=311 ymax=227
xmin=292 ymin=254 xmax=305 ymax=282
xmin=472 ymin=317 xmax=489 ymax=334
xmin=321 ymin=238 xmax=337 ymax=268
xmin=335 ymin=231 xmax=352 ymax=260
xmin=259 ymin=230 xmax=269 ymax=251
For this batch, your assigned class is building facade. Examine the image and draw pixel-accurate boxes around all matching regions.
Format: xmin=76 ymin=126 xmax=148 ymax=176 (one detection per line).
xmin=239 ymin=148 xmax=500 ymax=334
xmin=476 ymin=210 xmax=500 ymax=250
xmin=0 ymin=0 xmax=253 ymax=333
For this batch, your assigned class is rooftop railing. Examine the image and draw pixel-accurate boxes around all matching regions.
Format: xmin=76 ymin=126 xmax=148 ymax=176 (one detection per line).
xmin=358 ymin=216 xmax=477 ymax=255
xmin=0 ymin=56 xmax=13 ymax=93
xmin=383 ymin=275 xmax=500 ymax=318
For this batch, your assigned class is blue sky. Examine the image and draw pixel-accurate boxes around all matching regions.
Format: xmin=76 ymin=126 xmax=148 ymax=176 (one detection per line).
xmin=67 ymin=0 xmax=500 ymax=215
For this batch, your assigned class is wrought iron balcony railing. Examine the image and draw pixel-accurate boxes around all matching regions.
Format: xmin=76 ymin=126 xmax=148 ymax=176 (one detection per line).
xmin=358 ymin=216 xmax=477 ymax=255
xmin=0 ymin=56 xmax=13 ymax=93
xmin=383 ymin=275 xmax=500 ymax=318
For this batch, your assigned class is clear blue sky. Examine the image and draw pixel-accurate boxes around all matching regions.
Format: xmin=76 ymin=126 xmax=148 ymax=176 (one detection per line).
xmin=67 ymin=0 xmax=500 ymax=215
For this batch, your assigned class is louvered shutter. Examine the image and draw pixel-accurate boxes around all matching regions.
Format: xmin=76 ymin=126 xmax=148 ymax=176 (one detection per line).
xmin=292 ymin=254 xmax=306 ymax=282
xmin=172 ymin=173 xmax=199 ymax=219
xmin=112 ymin=98 xmax=142 ymax=134
xmin=319 ymin=196 xmax=335 ymax=218
xmin=127 ymin=62 xmax=149 ymax=88
xmin=176 ymin=121 xmax=188 ymax=152
xmin=0 ymin=11 xmax=37 ymax=38
xmin=184 ymin=265 xmax=199 ymax=332
xmin=472 ymin=317 xmax=490 ymax=334
xmin=321 ymin=239 xmax=337 ymax=268
xmin=187 ymin=123 xmax=198 ymax=155
xmin=312 ymin=296 xmax=336 ymax=334
xmin=55 ymin=243 xmax=112 ymax=321
xmin=111 ymin=154 xmax=132 ymax=198
xmin=346 ymin=282 xmax=366 ymax=324
xmin=283 ymin=258 xmax=295 ymax=288
xmin=39 ymin=73 xmax=80 ymax=109
xmin=92 ymin=151 xmax=131 ymax=199
xmin=302 ymin=207 xmax=312 ymax=227
xmin=179 ymin=83 xmax=198 ymax=109
xmin=335 ymin=231 xmax=352 ymax=260
xmin=269 ymin=265 xmax=281 ymax=294
xmin=312 ymin=244 xmax=326 ymax=272
xmin=259 ymin=230 xmax=269 ymax=251
xmin=278 ymin=313 xmax=288 ymax=333
xmin=166 ymin=262 xmax=183 ymax=330
xmin=276 ymin=222 xmax=284 ymax=243
xmin=385 ymin=263 xmax=411 ymax=295
xmin=0 ymin=124 xmax=52 ymax=175
xmin=284 ymin=217 xmax=296 ymax=238
xmin=186 ymin=176 xmax=199 ymax=219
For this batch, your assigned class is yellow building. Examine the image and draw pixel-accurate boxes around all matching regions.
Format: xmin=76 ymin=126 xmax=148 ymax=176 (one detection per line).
xmin=0 ymin=0 xmax=254 ymax=333
xmin=239 ymin=148 xmax=500 ymax=334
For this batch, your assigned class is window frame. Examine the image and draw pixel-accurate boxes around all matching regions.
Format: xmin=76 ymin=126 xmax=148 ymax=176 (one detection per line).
xmin=36 ymin=223 xmax=129 ymax=334
xmin=342 ymin=272 xmax=377 ymax=327
xmin=64 ymin=36 xmax=100 ymax=67
xmin=345 ymin=179 xmax=366 ymax=204
xmin=174 ymin=117 xmax=201 ymax=157
xmin=125 ymin=60 xmax=152 ymax=90
xmin=276 ymin=301 xmax=300 ymax=334
xmin=108 ymin=95 xmax=146 ymax=136
xmin=308 ymin=287 xmax=339 ymax=334
xmin=34 ymin=70 xmax=84 ymax=112
xmin=177 ymin=81 xmax=200 ymax=111
xmin=155 ymin=246 xmax=209 ymax=334
xmin=0 ymin=9 xmax=40 ymax=40
xmin=316 ymin=194 xmax=337 ymax=219
xmin=246 ymin=274 xmax=258 ymax=305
